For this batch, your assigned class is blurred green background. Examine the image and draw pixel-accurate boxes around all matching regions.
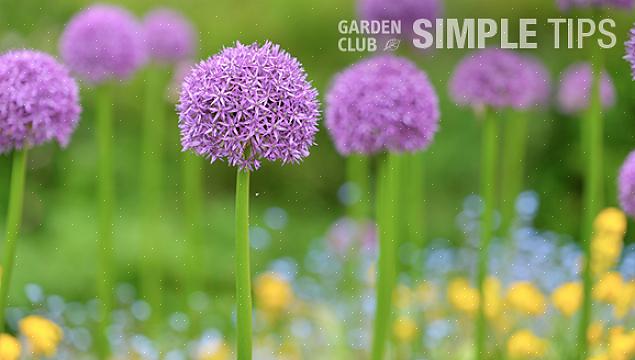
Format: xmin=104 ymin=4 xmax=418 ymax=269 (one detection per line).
xmin=0 ymin=0 xmax=634 ymax=306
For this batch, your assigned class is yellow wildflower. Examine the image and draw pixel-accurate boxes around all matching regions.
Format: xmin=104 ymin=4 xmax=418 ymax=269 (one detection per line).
xmin=506 ymin=282 xmax=546 ymax=316
xmin=587 ymin=353 xmax=609 ymax=360
xmin=392 ymin=316 xmax=418 ymax=343
xmin=507 ymin=329 xmax=547 ymax=359
xmin=254 ymin=273 xmax=294 ymax=313
xmin=587 ymin=322 xmax=604 ymax=347
xmin=18 ymin=315 xmax=63 ymax=357
xmin=0 ymin=334 xmax=20 ymax=360
xmin=614 ymin=281 xmax=635 ymax=319
xmin=594 ymin=208 xmax=627 ymax=237
xmin=593 ymin=272 xmax=623 ymax=304
xmin=448 ymin=278 xmax=479 ymax=315
xmin=551 ymin=282 xmax=582 ymax=317
xmin=608 ymin=327 xmax=635 ymax=360
xmin=484 ymin=276 xmax=502 ymax=319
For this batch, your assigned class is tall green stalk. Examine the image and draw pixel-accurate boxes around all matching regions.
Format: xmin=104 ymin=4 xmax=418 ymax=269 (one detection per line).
xmin=407 ymin=152 xmax=426 ymax=248
xmin=346 ymin=154 xmax=371 ymax=220
xmin=371 ymin=153 xmax=400 ymax=360
xmin=140 ymin=66 xmax=166 ymax=330
xmin=0 ymin=149 xmax=27 ymax=331
xmin=235 ymin=169 xmax=252 ymax=360
xmin=577 ymin=34 xmax=604 ymax=360
xmin=476 ymin=110 xmax=499 ymax=360
xmin=500 ymin=111 xmax=528 ymax=237
xmin=96 ymin=85 xmax=114 ymax=358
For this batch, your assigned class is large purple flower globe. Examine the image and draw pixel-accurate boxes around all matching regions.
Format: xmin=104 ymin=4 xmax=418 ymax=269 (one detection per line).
xmin=557 ymin=0 xmax=633 ymax=10
xmin=625 ymin=24 xmax=635 ymax=80
xmin=619 ymin=150 xmax=635 ymax=217
xmin=557 ymin=63 xmax=615 ymax=114
xmin=143 ymin=8 xmax=196 ymax=63
xmin=0 ymin=50 xmax=81 ymax=154
xmin=358 ymin=0 xmax=442 ymax=40
xmin=177 ymin=42 xmax=320 ymax=171
xmin=450 ymin=49 xmax=548 ymax=110
xmin=325 ymin=55 xmax=440 ymax=156
xmin=60 ymin=5 xmax=145 ymax=84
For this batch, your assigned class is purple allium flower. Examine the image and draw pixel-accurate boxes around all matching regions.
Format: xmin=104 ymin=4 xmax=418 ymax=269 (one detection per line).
xmin=0 ymin=50 xmax=81 ymax=154
xmin=143 ymin=8 xmax=196 ymax=63
xmin=325 ymin=55 xmax=440 ymax=156
xmin=619 ymin=150 xmax=635 ymax=217
xmin=358 ymin=0 xmax=442 ymax=40
xmin=625 ymin=24 xmax=635 ymax=80
xmin=177 ymin=42 xmax=320 ymax=171
xmin=60 ymin=5 xmax=145 ymax=84
xmin=450 ymin=49 xmax=549 ymax=110
xmin=557 ymin=62 xmax=615 ymax=114
xmin=557 ymin=0 xmax=633 ymax=10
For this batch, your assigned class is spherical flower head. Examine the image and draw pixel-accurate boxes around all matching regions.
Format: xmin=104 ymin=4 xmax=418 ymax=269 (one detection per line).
xmin=0 ymin=50 xmax=81 ymax=154
xmin=325 ymin=55 xmax=440 ymax=156
xmin=557 ymin=0 xmax=633 ymax=11
xmin=619 ymin=150 xmax=635 ymax=217
xmin=143 ymin=8 xmax=196 ymax=63
xmin=557 ymin=62 xmax=615 ymax=114
xmin=358 ymin=0 xmax=442 ymax=40
xmin=450 ymin=49 xmax=549 ymax=110
xmin=60 ymin=4 xmax=145 ymax=84
xmin=625 ymin=24 xmax=635 ymax=80
xmin=177 ymin=42 xmax=320 ymax=171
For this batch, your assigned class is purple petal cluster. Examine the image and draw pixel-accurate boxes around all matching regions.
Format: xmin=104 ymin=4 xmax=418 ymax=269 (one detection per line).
xmin=557 ymin=62 xmax=615 ymax=114
xmin=143 ymin=8 xmax=196 ymax=63
xmin=625 ymin=25 xmax=635 ymax=80
xmin=325 ymin=55 xmax=440 ymax=156
xmin=0 ymin=50 xmax=81 ymax=154
xmin=177 ymin=42 xmax=320 ymax=171
xmin=619 ymin=150 xmax=635 ymax=217
xmin=557 ymin=0 xmax=633 ymax=10
xmin=358 ymin=0 xmax=442 ymax=40
xmin=450 ymin=49 xmax=550 ymax=110
xmin=60 ymin=5 xmax=145 ymax=84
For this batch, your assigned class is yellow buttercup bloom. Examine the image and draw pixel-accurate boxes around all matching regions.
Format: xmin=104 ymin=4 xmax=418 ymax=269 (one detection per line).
xmin=506 ymin=329 xmax=547 ymax=359
xmin=594 ymin=208 xmax=627 ymax=237
xmin=392 ymin=316 xmax=418 ymax=343
xmin=254 ymin=273 xmax=294 ymax=313
xmin=551 ymin=282 xmax=582 ymax=317
xmin=0 ymin=334 xmax=20 ymax=360
xmin=608 ymin=327 xmax=635 ymax=360
xmin=587 ymin=353 xmax=609 ymax=360
xmin=484 ymin=276 xmax=502 ymax=319
xmin=448 ymin=277 xmax=479 ymax=315
xmin=506 ymin=282 xmax=546 ymax=316
xmin=613 ymin=281 xmax=635 ymax=320
xmin=591 ymin=208 xmax=626 ymax=275
xmin=593 ymin=272 xmax=623 ymax=304
xmin=18 ymin=315 xmax=63 ymax=357
xmin=587 ymin=322 xmax=604 ymax=347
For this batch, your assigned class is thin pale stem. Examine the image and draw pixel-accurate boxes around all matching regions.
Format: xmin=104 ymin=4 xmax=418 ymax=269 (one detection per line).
xmin=0 ymin=149 xmax=27 ymax=331
xmin=476 ymin=110 xmax=499 ymax=360
xmin=235 ymin=169 xmax=252 ymax=360
xmin=371 ymin=153 xmax=399 ymax=360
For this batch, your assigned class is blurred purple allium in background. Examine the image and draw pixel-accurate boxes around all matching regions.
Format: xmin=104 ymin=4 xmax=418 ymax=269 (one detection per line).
xmin=557 ymin=0 xmax=634 ymax=10
xmin=143 ymin=8 xmax=196 ymax=63
xmin=358 ymin=0 xmax=442 ymax=39
xmin=557 ymin=62 xmax=615 ymax=114
xmin=625 ymin=24 xmax=635 ymax=80
xmin=166 ymin=61 xmax=194 ymax=103
xmin=177 ymin=42 xmax=320 ymax=171
xmin=325 ymin=55 xmax=440 ymax=156
xmin=450 ymin=49 xmax=549 ymax=110
xmin=0 ymin=50 xmax=81 ymax=154
xmin=619 ymin=150 xmax=635 ymax=217
xmin=60 ymin=5 xmax=145 ymax=84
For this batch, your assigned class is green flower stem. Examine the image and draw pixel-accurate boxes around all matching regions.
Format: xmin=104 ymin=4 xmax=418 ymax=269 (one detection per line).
xmin=500 ymin=111 xmax=528 ymax=237
xmin=372 ymin=153 xmax=400 ymax=360
xmin=407 ymin=152 xmax=426 ymax=247
xmin=578 ymin=31 xmax=604 ymax=360
xmin=476 ymin=110 xmax=499 ymax=360
xmin=235 ymin=169 xmax=252 ymax=360
xmin=347 ymin=154 xmax=371 ymax=220
xmin=140 ymin=66 xmax=166 ymax=330
xmin=0 ymin=149 xmax=27 ymax=331
xmin=96 ymin=84 xmax=114 ymax=358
